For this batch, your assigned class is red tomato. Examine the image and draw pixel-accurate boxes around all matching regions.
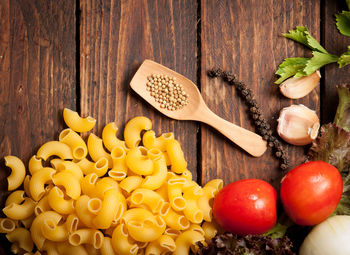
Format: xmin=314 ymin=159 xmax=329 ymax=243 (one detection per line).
xmin=212 ymin=179 xmax=277 ymax=235
xmin=280 ymin=161 xmax=343 ymax=226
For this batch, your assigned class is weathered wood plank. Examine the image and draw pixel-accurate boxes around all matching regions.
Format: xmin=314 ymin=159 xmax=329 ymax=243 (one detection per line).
xmin=80 ymin=0 xmax=199 ymax=178
xmin=322 ymin=0 xmax=350 ymax=123
xmin=0 ymin=0 xmax=76 ymax=253
xmin=200 ymin=0 xmax=321 ymax=187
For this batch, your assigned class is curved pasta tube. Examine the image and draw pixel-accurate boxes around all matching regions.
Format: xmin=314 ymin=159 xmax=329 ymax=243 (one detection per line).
xmin=63 ymin=108 xmax=96 ymax=132
xmin=155 ymin=182 xmax=168 ymax=201
xmin=197 ymin=186 xmax=216 ymax=222
xmin=52 ymin=171 xmax=81 ymax=199
xmin=55 ymin=160 xmax=84 ymax=182
xmin=48 ymin=186 xmax=75 ymax=215
xmin=141 ymin=155 xmax=167 ymax=190
xmin=65 ymin=214 xmax=79 ymax=233
xmin=93 ymin=189 xmax=120 ymax=229
xmin=85 ymin=244 xmax=100 ymax=255
xmin=75 ymin=195 xmax=96 ymax=228
xmin=203 ymin=179 xmax=223 ymax=195
xmin=111 ymin=224 xmax=139 ymax=255
xmin=164 ymin=228 xmax=181 ymax=239
xmin=0 ymin=218 xmax=16 ymax=233
xmin=142 ymin=130 xmax=174 ymax=151
xmin=167 ymin=178 xmax=187 ymax=211
xmin=56 ymin=241 xmax=88 ymax=255
xmin=95 ymin=177 xmax=119 ymax=199
xmin=41 ymin=218 xmax=68 ymax=242
xmin=76 ymin=157 xmax=95 ymax=175
xmin=127 ymin=215 xmax=166 ymax=242
xmin=102 ymin=122 xmax=128 ymax=152
xmin=87 ymin=198 xmax=102 ymax=215
xmin=126 ymin=147 xmax=153 ymax=175
xmin=4 ymin=155 xmax=26 ymax=191
xmin=81 ymin=173 xmax=99 ymax=197
xmin=108 ymin=146 xmax=128 ymax=181
xmin=20 ymin=214 xmax=35 ymax=229
xmin=30 ymin=211 xmax=62 ymax=249
xmin=145 ymin=235 xmax=176 ymax=255
xmin=124 ymin=116 xmax=152 ymax=148
xmin=159 ymin=202 xmax=190 ymax=231
xmin=188 ymin=224 xmax=205 ymax=236
xmin=183 ymin=185 xmax=204 ymax=224
xmin=174 ymin=230 xmax=204 ymax=255
xmin=88 ymin=134 xmax=112 ymax=167
xmin=37 ymin=141 xmax=73 ymax=161
xmin=34 ymin=195 xmax=51 ymax=215
xmin=119 ymin=176 xmax=143 ymax=194
xmin=101 ymin=237 xmax=117 ymax=255
xmin=166 ymin=140 xmax=187 ymax=174
xmin=91 ymin=157 xmax=109 ymax=177
xmin=121 ymin=208 xmax=154 ymax=225
xmin=59 ymin=128 xmax=88 ymax=160
xmin=6 ymin=227 xmax=34 ymax=252
xmin=3 ymin=198 xmax=36 ymax=220
xmin=24 ymin=175 xmax=31 ymax=197
xmin=28 ymin=155 xmax=43 ymax=175
xmin=68 ymin=228 xmax=104 ymax=249
xmin=202 ymin=222 xmax=218 ymax=242
xmin=5 ymin=190 xmax=25 ymax=206
xmin=130 ymin=188 xmax=164 ymax=213
xmin=42 ymin=240 xmax=59 ymax=255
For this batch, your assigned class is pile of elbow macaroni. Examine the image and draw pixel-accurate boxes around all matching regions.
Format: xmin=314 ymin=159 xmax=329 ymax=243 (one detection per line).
xmin=1 ymin=108 xmax=223 ymax=255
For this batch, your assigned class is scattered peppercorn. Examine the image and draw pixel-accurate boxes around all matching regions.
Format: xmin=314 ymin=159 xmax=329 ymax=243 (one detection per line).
xmin=207 ymin=68 xmax=289 ymax=170
xmin=146 ymin=74 xmax=189 ymax=111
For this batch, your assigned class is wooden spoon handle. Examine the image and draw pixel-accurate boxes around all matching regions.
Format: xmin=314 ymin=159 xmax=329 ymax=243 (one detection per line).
xmin=196 ymin=108 xmax=267 ymax=157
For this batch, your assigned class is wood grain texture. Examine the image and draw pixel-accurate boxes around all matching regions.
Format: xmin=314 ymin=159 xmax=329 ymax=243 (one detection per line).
xmin=80 ymin=0 xmax=199 ymax=178
xmin=322 ymin=0 xmax=350 ymax=123
xmin=200 ymin=0 xmax=321 ymax=187
xmin=0 ymin=0 xmax=76 ymax=253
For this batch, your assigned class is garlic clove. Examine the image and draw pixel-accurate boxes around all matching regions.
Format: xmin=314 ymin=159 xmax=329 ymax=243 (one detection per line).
xmin=280 ymin=71 xmax=321 ymax=99
xmin=277 ymin=104 xmax=320 ymax=146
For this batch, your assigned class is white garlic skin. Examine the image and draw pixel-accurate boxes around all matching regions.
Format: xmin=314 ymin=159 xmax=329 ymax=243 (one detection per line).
xmin=277 ymin=104 xmax=320 ymax=146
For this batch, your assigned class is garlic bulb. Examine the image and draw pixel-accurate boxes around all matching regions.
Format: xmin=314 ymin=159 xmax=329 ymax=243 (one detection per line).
xmin=277 ymin=104 xmax=320 ymax=146
xmin=280 ymin=71 xmax=321 ymax=99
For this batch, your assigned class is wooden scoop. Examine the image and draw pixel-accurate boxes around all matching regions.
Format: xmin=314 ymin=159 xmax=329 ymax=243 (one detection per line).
xmin=130 ymin=59 xmax=267 ymax=157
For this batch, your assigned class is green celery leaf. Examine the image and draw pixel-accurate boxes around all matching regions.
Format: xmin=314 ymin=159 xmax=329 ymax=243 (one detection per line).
xmin=283 ymin=26 xmax=308 ymax=45
xmin=334 ymin=84 xmax=350 ymax=132
xmin=347 ymin=0 xmax=350 ymax=10
xmin=308 ymin=123 xmax=350 ymax=173
xmin=303 ymin=51 xmax=338 ymax=75
xmin=275 ymin=57 xmax=308 ymax=84
xmin=338 ymin=46 xmax=350 ymax=67
xmin=283 ymin=26 xmax=327 ymax=53
xmin=304 ymin=31 xmax=328 ymax=53
xmin=336 ymin=11 xmax=350 ymax=37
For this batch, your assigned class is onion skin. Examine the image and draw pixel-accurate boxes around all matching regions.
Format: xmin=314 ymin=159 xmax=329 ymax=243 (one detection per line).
xmin=299 ymin=215 xmax=350 ymax=255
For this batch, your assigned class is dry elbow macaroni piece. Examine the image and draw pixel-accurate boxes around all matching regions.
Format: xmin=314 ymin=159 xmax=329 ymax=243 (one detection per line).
xmin=126 ymin=147 xmax=154 ymax=175
xmin=63 ymin=108 xmax=96 ymax=132
xmin=28 ymin=155 xmax=43 ymax=175
xmin=124 ymin=116 xmax=152 ymax=148
xmin=5 ymin=155 xmax=26 ymax=191
xmin=88 ymin=134 xmax=113 ymax=168
xmin=102 ymin=122 xmax=128 ymax=152
xmin=37 ymin=141 xmax=73 ymax=161
xmin=59 ymin=128 xmax=88 ymax=160
xmin=1 ymin=109 xmax=222 ymax=255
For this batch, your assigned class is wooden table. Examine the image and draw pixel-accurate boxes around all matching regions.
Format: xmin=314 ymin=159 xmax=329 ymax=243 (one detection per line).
xmin=1 ymin=0 xmax=350 ymax=253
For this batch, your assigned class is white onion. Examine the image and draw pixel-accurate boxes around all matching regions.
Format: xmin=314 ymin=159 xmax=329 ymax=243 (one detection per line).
xmin=299 ymin=215 xmax=350 ymax=255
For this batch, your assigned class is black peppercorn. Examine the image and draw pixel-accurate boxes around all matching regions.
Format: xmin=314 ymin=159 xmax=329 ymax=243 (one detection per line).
xmin=207 ymin=69 xmax=289 ymax=170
